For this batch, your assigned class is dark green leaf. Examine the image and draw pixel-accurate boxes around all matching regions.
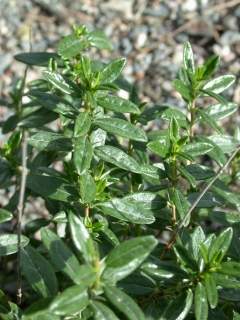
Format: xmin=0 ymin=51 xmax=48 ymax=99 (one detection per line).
xmin=43 ymin=71 xmax=72 ymax=94
xmin=94 ymin=118 xmax=147 ymax=142
xmin=204 ymin=273 xmax=218 ymax=309
xmin=95 ymin=145 xmax=141 ymax=173
xmin=208 ymin=228 xmax=233 ymax=263
xmin=68 ymin=211 xmax=95 ymax=264
xmin=74 ymin=112 xmax=91 ymax=137
xmin=100 ymin=58 xmax=126 ymax=84
xmin=74 ymin=136 xmax=93 ymax=174
xmin=0 ymin=234 xmax=29 ymax=256
xmin=27 ymin=174 xmax=78 ymax=202
xmin=98 ymin=197 xmax=155 ymax=224
xmin=91 ymin=301 xmax=119 ymax=320
xmin=104 ymin=285 xmax=145 ymax=320
xmin=58 ymin=34 xmax=90 ymax=58
xmin=97 ymin=96 xmax=140 ymax=114
xmin=182 ymin=142 xmax=213 ymax=157
xmin=28 ymin=131 xmax=72 ymax=152
xmin=41 ymin=228 xmax=82 ymax=283
xmin=219 ymin=261 xmax=240 ymax=278
xmin=171 ymin=188 xmax=190 ymax=226
xmin=49 ymin=284 xmax=88 ymax=316
xmin=102 ymin=236 xmax=158 ymax=284
xmin=15 ymin=52 xmax=59 ymax=66
xmin=21 ymin=246 xmax=58 ymax=297
xmin=0 ymin=209 xmax=13 ymax=224
xmin=79 ymin=172 xmax=96 ymax=204
xmin=194 ymin=282 xmax=208 ymax=320
xmin=173 ymin=79 xmax=192 ymax=101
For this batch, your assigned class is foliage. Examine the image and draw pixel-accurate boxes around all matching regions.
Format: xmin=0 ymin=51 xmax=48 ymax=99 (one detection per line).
xmin=0 ymin=25 xmax=240 ymax=319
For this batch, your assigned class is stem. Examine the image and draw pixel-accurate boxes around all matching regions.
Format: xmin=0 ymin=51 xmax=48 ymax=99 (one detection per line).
xmin=85 ymin=206 xmax=90 ymax=218
xmin=161 ymin=144 xmax=240 ymax=259
xmin=17 ymin=130 xmax=28 ymax=304
xmin=189 ymin=99 xmax=196 ymax=138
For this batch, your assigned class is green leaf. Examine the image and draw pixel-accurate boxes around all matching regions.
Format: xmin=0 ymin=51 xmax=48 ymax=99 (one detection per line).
xmin=160 ymin=289 xmax=193 ymax=320
xmin=173 ymin=79 xmax=192 ymax=101
xmin=0 ymin=209 xmax=13 ymax=224
xmin=74 ymin=112 xmax=91 ymax=137
xmin=102 ymin=236 xmax=158 ymax=284
xmin=183 ymin=42 xmax=195 ymax=73
xmin=41 ymin=228 xmax=82 ymax=283
xmin=178 ymin=165 xmax=197 ymax=188
xmin=198 ymin=109 xmax=223 ymax=134
xmin=90 ymin=128 xmax=107 ymax=147
xmin=205 ymin=103 xmax=238 ymax=121
xmin=88 ymin=30 xmax=112 ymax=50
xmin=91 ymin=301 xmax=119 ymax=320
xmin=79 ymin=172 xmax=96 ymax=204
xmin=0 ymin=234 xmax=29 ymax=256
xmin=201 ymin=89 xmax=228 ymax=104
xmin=21 ymin=245 xmax=58 ymax=297
xmin=15 ymin=52 xmax=59 ymax=66
xmin=185 ymin=164 xmax=215 ymax=180
xmin=199 ymin=55 xmax=220 ymax=80
xmin=95 ymin=145 xmax=141 ymax=173
xmin=194 ymin=282 xmax=208 ymax=320
xmin=58 ymin=34 xmax=90 ymax=58
xmin=219 ymin=261 xmax=240 ymax=278
xmin=174 ymin=245 xmax=198 ymax=271
xmin=49 ymin=284 xmax=88 ymax=316
xmin=94 ymin=118 xmax=147 ymax=142
xmin=97 ymin=96 xmax=140 ymax=114
xmin=208 ymin=227 xmax=233 ymax=263
xmin=100 ymin=58 xmax=126 ymax=84
xmin=171 ymin=188 xmax=190 ymax=226
xmin=27 ymin=174 xmax=78 ymax=202
xmin=28 ymin=91 xmax=77 ymax=118
xmin=98 ymin=197 xmax=155 ymax=224
xmin=208 ymin=135 xmax=239 ymax=153
xmin=204 ymin=273 xmax=218 ymax=309
xmin=147 ymin=136 xmax=170 ymax=158
xmin=68 ymin=211 xmax=95 ymax=264
xmin=43 ymin=71 xmax=73 ymax=94
xmin=73 ymin=136 xmax=93 ymax=174
xmin=124 ymin=192 xmax=166 ymax=213
xmin=28 ymin=131 xmax=72 ymax=152
xmin=104 ymin=285 xmax=145 ymax=320
xmin=190 ymin=226 xmax=206 ymax=260
xmin=203 ymin=75 xmax=235 ymax=94
xmin=182 ymin=142 xmax=213 ymax=157
xmin=233 ymin=311 xmax=240 ymax=319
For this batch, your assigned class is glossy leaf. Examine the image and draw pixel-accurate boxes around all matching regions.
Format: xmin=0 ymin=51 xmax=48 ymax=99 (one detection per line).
xmin=58 ymin=34 xmax=90 ymax=58
xmin=102 ymin=236 xmax=158 ymax=284
xmin=208 ymin=228 xmax=233 ymax=263
xmin=194 ymin=282 xmax=208 ymax=320
xmin=0 ymin=234 xmax=29 ymax=256
xmin=49 ymin=284 xmax=88 ymax=316
xmin=98 ymin=197 xmax=155 ymax=224
xmin=204 ymin=273 xmax=218 ymax=309
xmin=104 ymin=285 xmax=145 ymax=320
xmin=205 ymin=103 xmax=238 ymax=121
xmin=183 ymin=42 xmax=195 ymax=73
xmin=182 ymin=142 xmax=213 ymax=157
xmin=95 ymin=145 xmax=141 ymax=173
xmin=21 ymin=246 xmax=58 ymax=297
xmin=15 ymin=52 xmax=59 ymax=66
xmin=97 ymin=96 xmax=140 ymax=114
xmin=28 ymin=131 xmax=72 ymax=152
xmin=74 ymin=136 xmax=93 ymax=174
xmin=43 ymin=71 xmax=72 ymax=94
xmin=100 ymin=58 xmax=126 ymax=84
xmin=41 ymin=228 xmax=82 ymax=283
xmin=203 ymin=75 xmax=235 ymax=94
xmin=79 ymin=172 xmax=96 ymax=204
xmin=171 ymin=188 xmax=190 ymax=225
xmin=219 ymin=261 xmax=240 ymax=278
xmin=91 ymin=301 xmax=119 ymax=320
xmin=74 ymin=112 xmax=91 ymax=137
xmin=0 ymin=209 xmax=13 ymax=224
xmin=68 ymin=211 xmax=95 ymax=264
xmin=94 ymin=118 xmax=147 ymax=142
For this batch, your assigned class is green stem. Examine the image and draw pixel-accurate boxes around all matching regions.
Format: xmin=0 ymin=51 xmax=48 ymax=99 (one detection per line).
xmin=189 ymin=99 xmax=196 ymax=139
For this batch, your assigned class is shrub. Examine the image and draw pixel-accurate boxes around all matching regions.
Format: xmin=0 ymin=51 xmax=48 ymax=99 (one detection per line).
xmin=0 ymin=25 xmax=240 ymax=319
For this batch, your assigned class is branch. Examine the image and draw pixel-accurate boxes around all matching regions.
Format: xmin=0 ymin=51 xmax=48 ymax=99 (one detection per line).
xmin=161 ymin=145 xmax=240 ymax=258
